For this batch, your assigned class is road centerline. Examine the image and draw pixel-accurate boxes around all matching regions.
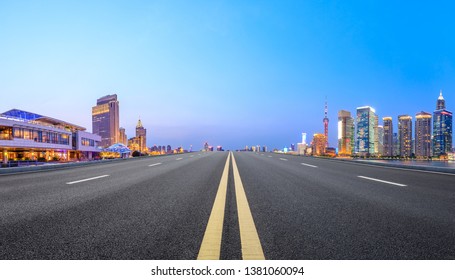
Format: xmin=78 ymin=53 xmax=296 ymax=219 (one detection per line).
xmin=148 ymin=163 xmax=162 ymax=167
xmin=231 ymin=152 xmax=265 ymax=260
xmin=358 ymin=176 xmax=407 ymax=187
xmin=301 ymin=163 xmax=318 ymax=168
xmin=279 ymin=158 xmax=288 ymax=161
xmin=66 ymin=175 xmax=110 ymax=185
xmin=197 ymin=153 xmax=231 ymax=260
xmin=176 ymin=158 xmax=183 ymax=161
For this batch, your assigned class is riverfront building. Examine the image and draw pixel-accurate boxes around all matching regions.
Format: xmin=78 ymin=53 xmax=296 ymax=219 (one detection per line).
xmin=0 ymin=109 xmax=101 ymax=164
xmin=398 ymin=115 xmax=413 ymax=157
xmin=433 ymin=91 xmax=452 ymax=157
xmin=383 ymin=117 xmax=394 ymax=157
xmin=312 ymin=133 xmax=326 ymax=156
xmin=356 ymin=106 xmax=377 ymax=156
xmin=337 ymin=110 xmax=355 ymax=156
xmin=415 ymin=111 xmax=432 ymax=158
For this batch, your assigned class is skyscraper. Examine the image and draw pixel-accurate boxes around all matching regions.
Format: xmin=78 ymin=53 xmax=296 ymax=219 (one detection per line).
xmin=92 ymin=94 xmax=119 ymax=147
xmin=136 ymin=118 xmax=147 ymax=153
xmin=373 ymin=115 xmax=380 ymax=154
xmin=393 ymin=133 xmax=399 ymax=156
xmin=383 ymin=117 xmax=394 ymax=157
xmin=338 ymin=110 xmax=354 ymax=156
xmin=377 ymin=125 xmax=384 ymax=155
xmin=433 ymin=91 xmax=453 ymax=156
xmin=398 ymin=115 xmax=412 ymax=157
xmin=323 ymin=98 xmax=329 ymax=147
xmin=356 ymin=106 xmax=377 ymax=156
xmin=415 ymin=111 xmax=432 ymax=158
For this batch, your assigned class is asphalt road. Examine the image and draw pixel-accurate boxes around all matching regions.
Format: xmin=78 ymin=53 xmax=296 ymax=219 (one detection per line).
xmin=1 ymin=152 xmax=454 ymax=259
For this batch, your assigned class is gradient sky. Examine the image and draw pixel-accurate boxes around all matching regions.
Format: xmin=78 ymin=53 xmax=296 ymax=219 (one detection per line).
xmin=1 ymin=0 xmax=454 ymax=150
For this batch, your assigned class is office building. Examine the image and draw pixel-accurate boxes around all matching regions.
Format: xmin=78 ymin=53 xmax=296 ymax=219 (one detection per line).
xmin=433 ymin=91 xmax=453 ymax=156
xmin=119 ymin=127 xmax=127 ymax=145
xmin=312 ymin=133 xmax=326 ymax=156
xmin=393 ymin=133 xmax=399 ymax=156
xmin=382 ymin=117 xmax=393 ymax=157
xmin=1 ymin=109 xmax=101 ymax=164
xmin=337 ymin=110 xmax=355 ymax=156
xmin=377 ymin=125 xmax=384 ymax=155
xmin=398 ymin=115 xmax=412 ymax=157
xmin=356 ymin=106 xmax=377 ymax=156
xmin=415 ymin=111 xmax=432 ymax=158
xmin=135 ymin=118 xmax=147 ymax=153
xmin=92 ymin=94 xmax=119 ymax=147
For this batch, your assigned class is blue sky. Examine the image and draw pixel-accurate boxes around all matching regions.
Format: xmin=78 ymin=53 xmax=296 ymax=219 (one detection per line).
xmin=1 ymin=0 xmax=454 ymax=150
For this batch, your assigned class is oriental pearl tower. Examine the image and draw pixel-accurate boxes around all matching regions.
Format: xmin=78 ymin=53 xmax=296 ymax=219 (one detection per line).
xmin=323 ymin=97 xmax=329 ymax=148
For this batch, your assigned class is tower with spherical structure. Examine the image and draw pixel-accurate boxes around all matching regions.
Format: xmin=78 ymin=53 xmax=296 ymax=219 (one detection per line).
xmin=323 ymin=98 xmax=329 ymax=147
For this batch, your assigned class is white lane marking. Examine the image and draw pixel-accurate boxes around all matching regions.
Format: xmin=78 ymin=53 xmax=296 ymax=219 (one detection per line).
xmin=301 ymin=163 xmax=318 ymax=168
xmin=66 ymin=175 xmax=110 ymax=185
xmin=190 ymin=155 xmax=194 ymax=158
xmin=149 ymin=163 xmax=162 ymax=167
xmin=268 ymin=156 xmax=272 ymax=158
xmin=358 ymin=176 xmax=407 ymax=187
xmin=198 ymin=154 xmax=201 ymax=156
xmin=261 ymin=154 xmax=264 ymax=156
xmin=279 ymin=158 xmax=288 ymax=161
xmin=176 ymin=158 xmax=183 ymax=161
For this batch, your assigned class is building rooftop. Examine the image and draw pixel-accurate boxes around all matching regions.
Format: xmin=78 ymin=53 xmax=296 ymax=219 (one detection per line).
xmin=1 ymin=109 xmax=86 ymax=132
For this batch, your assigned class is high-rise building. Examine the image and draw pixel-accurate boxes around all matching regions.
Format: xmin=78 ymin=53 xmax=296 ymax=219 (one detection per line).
xmin=356 ymin=106 xmax=377 ymax=156
xmin=119 ymin=127 xmax=127 ymax=145
xmin=338 ymin=110 xmax=354 ymax=156
xmin=312 ymin=133 xmax=326 ymax=156
xmin=92 ymin=94 xmax=119 ymax=147
xmin=136 ymin=118 xmax=147 ymax=153
xmin=398 ymin=115 xmax=413 ymax=157
xmin=415 ymin=111 xmax=432 ymax=158
xmin=383 ymin=117 xmax=393 ymax=157
xmin=377 ymin=125 xmax=384 ymax=155
xmin=433 ymin=91 xmax=453 ymax=156
xmin=323 ymin=99 xmax=329 ymax=147
xmin=393 ymin=133 xmax=399 ymax=156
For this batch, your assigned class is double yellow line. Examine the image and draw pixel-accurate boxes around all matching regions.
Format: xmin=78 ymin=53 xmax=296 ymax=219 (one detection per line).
xmin=197 ymin=152 xmax=265 ymax=260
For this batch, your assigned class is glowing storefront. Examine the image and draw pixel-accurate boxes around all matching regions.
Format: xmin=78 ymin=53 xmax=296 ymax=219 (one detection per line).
xmin=0 ymin=109 xmax=101 ymax=164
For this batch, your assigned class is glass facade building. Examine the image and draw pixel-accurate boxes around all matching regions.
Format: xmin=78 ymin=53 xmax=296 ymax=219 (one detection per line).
xmin=1 ymin=109 xmax=101 ymax=164
xmin=433 ymin=91 xmax=452 ymax=156
xmin=382 ymin=117 xmax=394 ymax=157
xmin=356 ymin=106 xmax=377 ymax=156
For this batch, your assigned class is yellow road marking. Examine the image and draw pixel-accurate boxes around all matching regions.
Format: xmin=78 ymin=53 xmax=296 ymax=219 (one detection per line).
xmin=197 ymin=152 xmax=231 ymax=260
xmin=231 ymin=152 xmax=265 ymax=260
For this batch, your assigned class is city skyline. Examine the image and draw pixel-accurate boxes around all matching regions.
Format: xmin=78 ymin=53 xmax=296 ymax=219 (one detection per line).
xmin=1 ymin=1 xmax=455 ymax=150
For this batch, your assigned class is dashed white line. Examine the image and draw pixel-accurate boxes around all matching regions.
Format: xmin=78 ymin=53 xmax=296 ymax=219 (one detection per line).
xmin=301 ymin=163 xmax=318 ymax=168
xmin=268 ymin=156 xmax=273 ymax=158
xmin=176 ymin=158 xmax=183 ymax=161
xmin=66 ymin=175 xmax=110 ymax=185
xmin=190 ymin=155 xmax=194 ymax=158
xmin=149 ymin=163 xmax=162 ymax=167
xmin=358 ymin=176 xmax=407 ymax=187
xmin=279 ymin=158 xmax=288 ymax=161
